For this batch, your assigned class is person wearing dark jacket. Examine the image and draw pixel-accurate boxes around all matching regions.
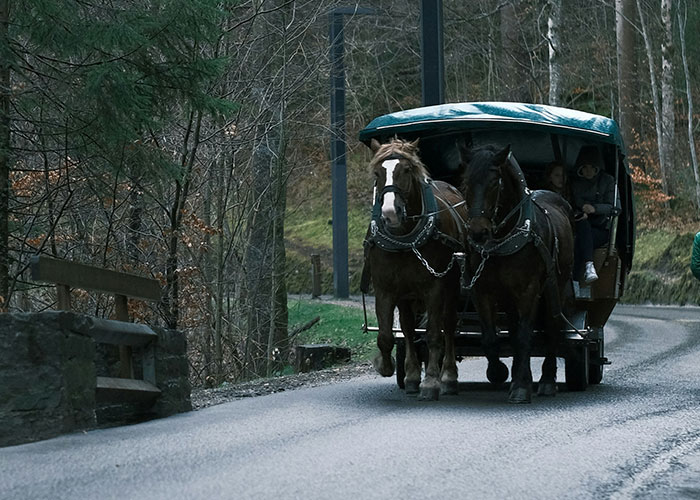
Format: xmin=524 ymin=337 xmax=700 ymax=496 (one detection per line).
xmin=570 ymin=145 xmax=620 ymax=283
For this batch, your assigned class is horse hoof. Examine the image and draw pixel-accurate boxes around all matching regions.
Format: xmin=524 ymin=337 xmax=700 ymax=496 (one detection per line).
xmin=537 ymin=382 xmax=557 ymax=397
xmin=508 ymin=387 xmax=532 ymax=404
xmin=405 ymin=380 xmax=420 ymax=394
xmin=487 ymin=361 xmax=509 ymax=386
xmin=418 ymin=386 xmax=440 ymax=401
xmin=372 ymin=353 xmax=395 ymax=377
xmin=440 ymin=380 xmax=459 ymax=396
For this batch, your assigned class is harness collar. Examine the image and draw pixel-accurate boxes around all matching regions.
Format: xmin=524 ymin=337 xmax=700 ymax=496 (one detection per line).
xmin=367 ymin=177 xmax=440 ymax=252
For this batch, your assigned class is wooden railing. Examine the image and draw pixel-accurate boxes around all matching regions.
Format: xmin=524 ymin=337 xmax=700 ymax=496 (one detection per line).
xmin=31 ymin=255 xmax=163 ymax=402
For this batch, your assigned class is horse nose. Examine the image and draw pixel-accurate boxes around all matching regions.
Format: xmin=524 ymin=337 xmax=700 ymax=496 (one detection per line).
xmin=381 ymin=213 xmax=400 ymax=228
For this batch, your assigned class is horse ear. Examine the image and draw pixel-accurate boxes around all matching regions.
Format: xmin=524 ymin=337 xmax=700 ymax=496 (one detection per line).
xmin=409 ymin=138 xmax=420 ymax=149
xmin=456 ymin=136 xmax=472 ymax=164
xmin=494 ymin=144 xmax=511 ymax=167
xmin=370 ymin=138 xmax=381 ymax=153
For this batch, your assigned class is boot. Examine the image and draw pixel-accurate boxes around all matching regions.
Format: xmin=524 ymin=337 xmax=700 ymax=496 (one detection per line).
xmin=584 ymin=261 xmax=598 ymax=284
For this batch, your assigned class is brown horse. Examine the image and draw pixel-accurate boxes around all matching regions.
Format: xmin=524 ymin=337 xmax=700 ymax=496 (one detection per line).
xmin=365 ymin=138 xmax=467 ymax=400
xmin=457 ymin=142 xmax=574 ymax=403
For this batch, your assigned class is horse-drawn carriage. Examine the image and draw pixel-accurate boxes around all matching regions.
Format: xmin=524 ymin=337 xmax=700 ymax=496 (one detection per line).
xmin=359 ymin=102 xmax=635 ymax=401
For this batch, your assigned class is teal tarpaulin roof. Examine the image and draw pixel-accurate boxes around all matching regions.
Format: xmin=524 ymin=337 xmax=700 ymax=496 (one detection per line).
xmin=359 ymin=101 xmax=624 ymax=149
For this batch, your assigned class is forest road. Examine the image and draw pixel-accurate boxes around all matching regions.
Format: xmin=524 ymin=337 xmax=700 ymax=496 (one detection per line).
xmin=2 ymin=305 xmax=700 ymax=499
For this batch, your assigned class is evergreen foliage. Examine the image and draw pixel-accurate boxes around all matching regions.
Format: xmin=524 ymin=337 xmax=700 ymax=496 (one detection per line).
xmin=9 ymin=0 xmax=236 ymax=179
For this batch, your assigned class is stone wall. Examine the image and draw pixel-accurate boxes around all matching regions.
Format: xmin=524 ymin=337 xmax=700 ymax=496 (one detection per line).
xmin=0 ymin=312 xmax=96 ymax=447
xmin=0 ymin=312 xmax=191 ymax=448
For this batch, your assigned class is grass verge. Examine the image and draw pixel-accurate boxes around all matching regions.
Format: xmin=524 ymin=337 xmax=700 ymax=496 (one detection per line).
xmin=288 ymin=299 xmax=376 ymax=362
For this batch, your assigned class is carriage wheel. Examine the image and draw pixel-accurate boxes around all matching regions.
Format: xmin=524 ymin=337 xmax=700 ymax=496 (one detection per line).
xmin=565 ymin=344 xmax=589 ymax=391
xmin=395 ymin=338 xmax=406 ymax=389
xmin=486 ymin=360 xmax=509 ymax=386
xmin=588 ymin=354 xmax=604 ymax=385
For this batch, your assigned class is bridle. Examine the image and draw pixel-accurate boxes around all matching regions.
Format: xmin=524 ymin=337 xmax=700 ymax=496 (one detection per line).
xmin=465 ymin=153 xmax=534 ymax=257
xmin=364 ymin=151 xmax=464 ymax=276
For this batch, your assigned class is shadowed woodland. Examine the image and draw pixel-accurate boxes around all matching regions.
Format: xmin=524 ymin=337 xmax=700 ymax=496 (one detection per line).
xmin=0 ymin=0 xmax=699 ymax=386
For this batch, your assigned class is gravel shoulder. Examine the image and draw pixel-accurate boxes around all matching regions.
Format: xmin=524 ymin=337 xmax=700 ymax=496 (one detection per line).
xmin=191 ymin=361 xmax=375 ymax=410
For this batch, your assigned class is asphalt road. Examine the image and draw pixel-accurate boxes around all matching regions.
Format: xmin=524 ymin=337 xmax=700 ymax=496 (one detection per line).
xmin=2 ymin=304 xmax=700 ymax=500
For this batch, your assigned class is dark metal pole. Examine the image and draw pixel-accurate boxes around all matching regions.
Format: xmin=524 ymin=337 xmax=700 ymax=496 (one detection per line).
xmin=330 ymin=13 xmax=349 ymax=298
xmin=421 ymin=0 xmax=444 ymax=106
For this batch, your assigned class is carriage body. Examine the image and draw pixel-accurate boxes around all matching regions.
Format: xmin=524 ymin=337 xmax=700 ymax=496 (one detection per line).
xmin=359 ymin=102 xmax=635 ymax=390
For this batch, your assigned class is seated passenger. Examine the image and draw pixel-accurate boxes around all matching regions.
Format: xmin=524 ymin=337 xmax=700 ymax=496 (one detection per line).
xmin=570 ymin=146 xmax=620 ymax=284
xmin=542 ymin=161 xmax=571 ymax=200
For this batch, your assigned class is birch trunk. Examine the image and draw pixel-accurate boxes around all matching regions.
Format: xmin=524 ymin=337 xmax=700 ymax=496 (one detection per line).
xmin=660 ymin=0 xmax=674 ymax=202
xmin=636 ymin=0 xmax=668 ymax=199
xmin=547 ymin=0 xmax=563 ymax=106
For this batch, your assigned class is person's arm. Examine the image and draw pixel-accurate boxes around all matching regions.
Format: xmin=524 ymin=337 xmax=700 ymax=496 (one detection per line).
xmin=592 ymin=174 xmax=616 ymax=216
xmin=690 ymin=232 xmax=700 ymax=280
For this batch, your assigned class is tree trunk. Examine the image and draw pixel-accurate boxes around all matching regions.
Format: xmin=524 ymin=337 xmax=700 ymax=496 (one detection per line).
xmin=214 ymin=152 xmax=225 ymax=379
xmin=163 ymin=111 xmax=203 ymax=329
xmin=547 ymin=0 xmax=563 ymax=106
xmin=659 ymin=0 xmax=674 ymax=202
xmin=500 ymin=1 xmax=532 ymax=102
xmin=616 ymin=0 xmax=642 ymax=171
xmin=636 ymin=0 xmax=669 ymax=200
xmin=677 ymin=2 xmax=700 ymax=208
xmin=0 ymin=0 xmax=9 ymax=311
xmin=242 ymin=1 xmax=289 ymax=379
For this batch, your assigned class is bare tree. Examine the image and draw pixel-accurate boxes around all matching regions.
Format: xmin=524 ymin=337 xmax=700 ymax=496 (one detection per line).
xmin=500 ymin=1 xmax=533 ymax=102
xmin=636 ymin=0 xmax=669 ymax=199
xmin=659 ymin=0 xmax=674 ymax=200
xmin=0 ymin=0 xmax=8 ymax=311
xmin=547 ymin=0 xmax=563 ymax=106
xmin=677 ymin=1 xmax=700 ymax=208
xmin=615 ymin=0 xmax=642 ymax=170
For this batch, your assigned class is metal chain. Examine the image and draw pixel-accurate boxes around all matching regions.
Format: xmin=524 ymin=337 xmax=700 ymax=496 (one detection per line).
xmin=462 ymin=249 xmax=489 ymax=291
xmin=411 ymin=244 xmax=457 ymax=278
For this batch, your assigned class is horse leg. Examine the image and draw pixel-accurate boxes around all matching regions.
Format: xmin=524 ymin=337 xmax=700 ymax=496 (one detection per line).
xmin=372 ymin=293 xmax=396 ymax=377
xmin=418 ymin=289 xmax=444 ymax=401
xmin=509 ymin=298 xmax=538 ymax=404
xmin=506 ymin=309 xmax=520 ymax=393
xmin=398 ymin=299 xmax=421 ymax=394
xmin=476 ymin=295 xmax=508 ymax=386
xmin=538 ymin=309 xmax=560 ymax=396
xmin=440 ymin=284 xmax=459 ymax=396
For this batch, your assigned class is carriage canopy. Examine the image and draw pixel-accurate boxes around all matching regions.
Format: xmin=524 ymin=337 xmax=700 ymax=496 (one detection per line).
xmin=359 ymin=101 xmax=634 ymax=273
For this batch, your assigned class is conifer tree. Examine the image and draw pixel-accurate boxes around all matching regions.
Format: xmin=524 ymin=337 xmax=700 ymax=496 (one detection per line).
xmin=1 ymin=1 xmax=235 ymax=319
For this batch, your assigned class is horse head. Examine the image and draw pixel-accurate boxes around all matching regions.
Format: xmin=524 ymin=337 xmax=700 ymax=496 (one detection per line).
xmin=457 ymin=142 xmax=516 ymax=244
xmin=370 ymin=138 xmax=430 ymax=233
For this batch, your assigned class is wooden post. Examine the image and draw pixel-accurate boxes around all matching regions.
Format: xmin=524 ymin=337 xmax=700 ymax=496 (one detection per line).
xmin=115 ymin=294 xmax=133 ymax=379
xmin=56 ymin=284 xmax=71 ymax=311
xmin=311 ymin=254 xmax=321 ymax=298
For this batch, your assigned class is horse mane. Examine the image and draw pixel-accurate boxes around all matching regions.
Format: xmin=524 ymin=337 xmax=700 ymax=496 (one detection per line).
xmin=369 ymin=138 xmax=431 ymax=183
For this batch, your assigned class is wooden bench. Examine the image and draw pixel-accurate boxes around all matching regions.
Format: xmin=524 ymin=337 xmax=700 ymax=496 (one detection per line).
xmin=31 ymin=255 xmax=162 ymax=403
